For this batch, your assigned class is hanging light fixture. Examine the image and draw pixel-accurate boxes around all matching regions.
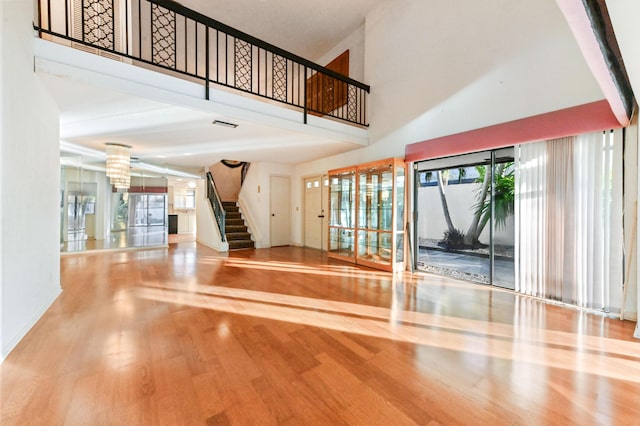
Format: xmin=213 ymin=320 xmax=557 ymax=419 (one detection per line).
xmin=105 ymin=143 xmax=131 ymax=190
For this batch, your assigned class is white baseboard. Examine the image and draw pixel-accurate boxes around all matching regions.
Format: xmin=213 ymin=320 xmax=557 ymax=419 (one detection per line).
xmin=1 ymin=287 xmax=62 ymax=363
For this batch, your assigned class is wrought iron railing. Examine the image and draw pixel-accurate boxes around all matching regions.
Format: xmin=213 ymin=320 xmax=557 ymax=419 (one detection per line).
xmin=205 ymin=172 xmax=226 ymax=242
xmin=36 ymin=0 xmax=370 ymax=126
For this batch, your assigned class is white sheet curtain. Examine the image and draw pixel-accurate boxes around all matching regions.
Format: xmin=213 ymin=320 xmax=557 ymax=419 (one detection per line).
xmin=515 ymin=130 xmax=623 ymax=312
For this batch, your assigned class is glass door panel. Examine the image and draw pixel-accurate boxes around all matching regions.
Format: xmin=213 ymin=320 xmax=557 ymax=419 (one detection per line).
xmin=328 ymin=170 xmax=356 ymax=260
xmin=147 ymin=195 xmax=167 ymax=226
xmin=395 ymin=167 xmax=406 ymax=264
xmin=491 ymin=149 xmax=516 ymax=289
xmin=356 ymin=165 xmax=394 ymax=267
xmin=380 ymin=170 xmax=393 ymax=231
xmin=357 ymin=230 xmax=391 ymax=266
xmin=128 ymin=194 xmax=167 ymax=227
xmin=415 ymin=149 xmax=515 ymax=288
xmin=111 ymin=192 xmax=129 ymax=232
xmin=328 ymin=158 xmax=406 ymax=271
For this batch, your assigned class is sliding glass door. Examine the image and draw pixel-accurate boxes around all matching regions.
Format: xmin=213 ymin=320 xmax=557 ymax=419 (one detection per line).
xmin=414 ymin=148 xmax=515 ymax=288
xmin=128 ymin=194 xmax=167 ymax=227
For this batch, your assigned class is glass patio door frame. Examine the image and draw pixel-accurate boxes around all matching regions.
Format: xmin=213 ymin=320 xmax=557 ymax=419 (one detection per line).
xmin=413 ymin=148 xmax=514 ymax=288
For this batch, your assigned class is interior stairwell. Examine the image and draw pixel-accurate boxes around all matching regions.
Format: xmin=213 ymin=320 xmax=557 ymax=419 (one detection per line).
xmin=222 ymin=201 xmax=255 ymax=250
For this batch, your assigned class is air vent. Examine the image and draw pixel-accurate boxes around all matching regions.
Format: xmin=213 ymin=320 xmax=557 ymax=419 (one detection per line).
xmin=212 ymin=120 xmax=238 ymax=128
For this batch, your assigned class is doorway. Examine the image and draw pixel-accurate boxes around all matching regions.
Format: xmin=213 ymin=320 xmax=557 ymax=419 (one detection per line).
xmin=270 ymin=175 xmax=291 ymax=247
xmin=303 ymin=175 xmax=328 ymax=250
xmin=414 ymin=148 xmax=515 ymax=288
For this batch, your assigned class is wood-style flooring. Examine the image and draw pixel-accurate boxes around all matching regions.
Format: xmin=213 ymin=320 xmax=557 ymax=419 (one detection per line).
xmin=1 ymin=243 xmax=640 ymax=425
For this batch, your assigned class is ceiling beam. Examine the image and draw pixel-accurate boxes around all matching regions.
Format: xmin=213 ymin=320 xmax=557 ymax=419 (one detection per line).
xmin=555 ymin=0 xmax=634 ymax=126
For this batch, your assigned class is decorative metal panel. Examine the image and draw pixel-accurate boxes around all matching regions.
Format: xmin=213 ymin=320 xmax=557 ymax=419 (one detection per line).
xmin=83 ymin=0 xmax=114 ymax=49
xmin=152 ymin=4 xmax=176 ymax=68
xmin=272 ymin=54 xmax=287 ymax=102
xmin=234 ymin=39 xmax=252 ymax=91
xmin=347 ymin=85 xmax=358 ymax=122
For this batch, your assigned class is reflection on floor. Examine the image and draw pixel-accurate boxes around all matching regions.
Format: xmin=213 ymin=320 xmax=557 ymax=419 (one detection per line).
xmin=62 ymin=226 xmax=172 ymax=253
xmin=418 ymin=248 xmax=515 ymax=288
xmin=3 ymin=245 xmax=639 ymax=424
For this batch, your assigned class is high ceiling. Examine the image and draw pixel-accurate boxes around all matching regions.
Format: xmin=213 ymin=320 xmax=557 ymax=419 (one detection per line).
xmin=180 ymin=0 xmax=388 ymax=60
xmin=52 ymin=0 xmax=383 ymax=174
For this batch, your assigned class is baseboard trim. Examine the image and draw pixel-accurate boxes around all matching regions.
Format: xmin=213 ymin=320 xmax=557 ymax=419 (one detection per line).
xmin=1 ymin=287 xmax=62 ymax=363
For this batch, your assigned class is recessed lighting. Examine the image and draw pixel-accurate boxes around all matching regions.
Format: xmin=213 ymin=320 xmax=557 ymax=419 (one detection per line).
xmin=183 ymin=153 xmax=192 ymax=156
xmin=212 ymin=120 xmax=238 ymax=128
xmin=187 ymin=181 xmax=196 ymax=188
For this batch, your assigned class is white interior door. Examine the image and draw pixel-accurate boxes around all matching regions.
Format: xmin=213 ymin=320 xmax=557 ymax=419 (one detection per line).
xmin=270 ymin=175 xmax=291 ymax=247
xmin=304 ymin=175 xmax=329 ymax=250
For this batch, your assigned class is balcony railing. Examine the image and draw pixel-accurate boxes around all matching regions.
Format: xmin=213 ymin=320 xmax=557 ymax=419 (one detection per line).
xmin=36 ymin=0 xmax=370 ymax=126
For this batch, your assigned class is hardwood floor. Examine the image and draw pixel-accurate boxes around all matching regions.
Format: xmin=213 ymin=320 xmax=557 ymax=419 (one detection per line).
xmin=2 ymin=243 xmax=640 ymax=425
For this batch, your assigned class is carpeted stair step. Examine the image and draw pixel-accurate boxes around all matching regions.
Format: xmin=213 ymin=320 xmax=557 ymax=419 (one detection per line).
xmin=225 ymin=218 xmax=245 ymax=226
xmin=226 ymin=232 xmax=252 ymax=241
xmin=228 ymin=240 xmax=255 ymax=250
xmin=225 ymin=225 xmax=248 ymax=233
xmin=221 ymin=201 xmax=254 ymax=250
xmin=222 ymin=202 xmax=239 ymax=213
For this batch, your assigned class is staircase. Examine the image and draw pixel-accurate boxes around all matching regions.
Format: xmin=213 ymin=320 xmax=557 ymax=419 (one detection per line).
xmin=222 ymin=201 xmax=255 ymax=250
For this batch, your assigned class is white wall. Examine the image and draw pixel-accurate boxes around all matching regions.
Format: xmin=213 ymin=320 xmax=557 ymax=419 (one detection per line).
xmin=209 ymin=162 xmax=243 ymax=202
xmin=314 ymin=24 xmax=366 ymax=83
xmin=1 ymin=0 xmax=62 ymax=360
xmin=239 ymin=162 xmax=294 ymax=248
xmin=606 ymin=1 xmax=640 ymax=119
xmin=1 ymin=0 xmax=4 ymax=361
xmin=622 ymin=121 xmax=638 ymax=321
xmin=195 ymin=179 xmax=228 ymax=252
xmin=364 ymin=0 xmax=603 ymax=146
xmin=292 ymin=0 xmax=606 ymax=247
xmin=605 ymin=0 xmax=640 ymax=336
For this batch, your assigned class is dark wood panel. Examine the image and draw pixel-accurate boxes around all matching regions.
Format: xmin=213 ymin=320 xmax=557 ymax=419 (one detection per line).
xmin=306 ymin=50 xmax=349 ymax=116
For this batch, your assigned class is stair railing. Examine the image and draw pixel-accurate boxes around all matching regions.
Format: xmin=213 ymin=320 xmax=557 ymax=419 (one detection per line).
xmin=206 ymin=172 xmax=226 ymax=242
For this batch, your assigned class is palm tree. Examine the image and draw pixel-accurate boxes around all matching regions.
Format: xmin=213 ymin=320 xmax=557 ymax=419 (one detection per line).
xmin=424 ymin=168 xmax=467 ymax=249
xmin=464 ymin=162 xmax=514 ymax=246
xmin=436 ymin=170 xmax=456 ymax=234
xmin=425 ymin=168 xmax=466 ymax=235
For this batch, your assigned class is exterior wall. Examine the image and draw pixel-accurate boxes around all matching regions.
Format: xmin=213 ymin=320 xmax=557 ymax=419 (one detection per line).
xmin=416 ymin=184 xmax=515 ymax=246
xmin=1 ymin=0 xmax=61 ymax=360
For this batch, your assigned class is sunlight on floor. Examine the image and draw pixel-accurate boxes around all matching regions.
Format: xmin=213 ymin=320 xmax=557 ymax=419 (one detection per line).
xmin=132 ymin=277 xmax=640 ymax=384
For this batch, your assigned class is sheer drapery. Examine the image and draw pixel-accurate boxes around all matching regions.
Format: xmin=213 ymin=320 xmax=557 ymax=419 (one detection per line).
xmin=515 ymin=131 xmax=623 ymax=312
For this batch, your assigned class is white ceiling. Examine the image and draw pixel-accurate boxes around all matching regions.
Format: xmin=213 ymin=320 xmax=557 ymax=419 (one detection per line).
xmin=181 ymin=0 xmax=387 ymax=60
xmin=52 ymin=1 xmax=382 ymax=174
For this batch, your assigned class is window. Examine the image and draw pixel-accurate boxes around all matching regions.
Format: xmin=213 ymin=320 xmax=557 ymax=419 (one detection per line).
xmin=174 ymin=188 xmax=196 ymax=209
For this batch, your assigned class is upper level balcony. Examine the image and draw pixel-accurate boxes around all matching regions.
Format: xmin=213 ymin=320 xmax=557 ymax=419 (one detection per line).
xmin=36 ymin=0 xmax=370 ymax=128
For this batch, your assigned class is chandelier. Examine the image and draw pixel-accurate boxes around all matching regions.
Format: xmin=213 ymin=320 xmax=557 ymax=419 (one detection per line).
xmin=105 ymin=143 xmax=131 ymax=190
